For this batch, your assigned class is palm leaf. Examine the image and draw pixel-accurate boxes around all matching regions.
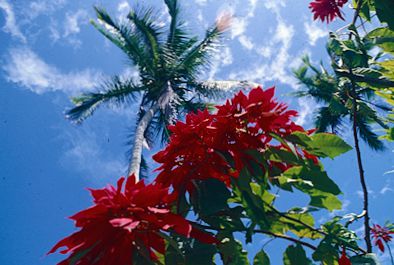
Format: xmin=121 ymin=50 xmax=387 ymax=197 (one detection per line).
xmin=315 ymin=106 xmax=344 ymax=133
xmin=173 ymin=22 xmax=226 ymax=80
xmin=92 ymin=7 xmax=153 ymax=76
xmin=127 ymin=7 xmax=163 ymax=66
xmin=66 ymin=76 xmax=143 ymax=123
xmin=192 ymin=80 xmax=260 ymax=100
xmin=355 ymin=116 xmax=385 ymax=151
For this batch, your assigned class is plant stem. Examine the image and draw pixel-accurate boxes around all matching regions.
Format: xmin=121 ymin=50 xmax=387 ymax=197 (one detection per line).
xmin=350 ymin=78 xmax=373 ymax=253
xmin=193 ymin=223 xmax=317 ymax=251
xmin=386 ymin=242 xmax=394 ymax=265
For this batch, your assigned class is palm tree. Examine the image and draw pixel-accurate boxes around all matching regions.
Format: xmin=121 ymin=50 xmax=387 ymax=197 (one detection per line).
xmin=66 ymin=0 xmax=258 ymax=180
xmin=294 ymin=53 xmax=391 ymax=252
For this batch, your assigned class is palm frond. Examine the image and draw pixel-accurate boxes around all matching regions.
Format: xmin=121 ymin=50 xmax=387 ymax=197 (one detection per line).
xmin=173 ymin=22 xmax=226 ymax=79
xmin=66 ymin=76 xmax=143 ymax=123
xmin=92 ymin=6 xmax=153 ymax=75
xmin=355 ymin=116 xmax=385 ymax=151
xmin=315 ymin=106 xmax=344 ymax=133
xmin=139 ymin=155 xmax=149 ymax=179
xmin=127 ymin=7 xmax=163 ymax=66
xmin=192 ymin=80 xmax=260 ymax=100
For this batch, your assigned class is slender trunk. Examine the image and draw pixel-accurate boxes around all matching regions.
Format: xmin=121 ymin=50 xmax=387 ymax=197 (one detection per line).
xmin=127 ymin=103 xmax=160 ymax=180
xmin=127 ymin=82 xmax=175 ymax=181
xmin=352 ymin=98 xmax=373 ymax=253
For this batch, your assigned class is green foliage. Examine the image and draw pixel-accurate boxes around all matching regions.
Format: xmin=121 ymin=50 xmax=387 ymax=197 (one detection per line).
xmin=191 ymin=179 xmax=231 ymax=216
xmin=350 ymin=254 xmax=381 ymax=265
xmin=217 ymin=233 xmax=249 ymax=265
xmin=375 ymin=0 xmax=394 ymax=31
xmin=283 ymin=244 xmax=313 ymax=265
xmin=253 ymin=250 xmax=270 ymax=265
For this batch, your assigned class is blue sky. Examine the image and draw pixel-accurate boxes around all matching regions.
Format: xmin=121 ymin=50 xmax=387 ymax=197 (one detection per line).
xmin=1 ymin=0 xmax=394 ymax=264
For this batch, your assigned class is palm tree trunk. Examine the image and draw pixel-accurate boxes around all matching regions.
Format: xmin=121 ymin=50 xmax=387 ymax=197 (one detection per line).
xmin=127 ymin=82 xmax=176 ymax=181
xmin=127 ymin=103 xmax=160 ymax=180
xmin=352 ymin=99 xmax=373 ymax=253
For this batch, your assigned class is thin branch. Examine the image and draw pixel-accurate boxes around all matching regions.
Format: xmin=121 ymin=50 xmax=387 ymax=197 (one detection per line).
xmin=193 ymin=223 xmax=318 ymax=251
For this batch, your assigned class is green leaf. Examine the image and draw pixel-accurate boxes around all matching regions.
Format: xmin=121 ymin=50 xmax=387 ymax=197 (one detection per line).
xmin=192 ymin=179 xmax=231 ymax=216
xmin=308 ymin=190 xmax=342 ymax=211
xmin=254 ymin=249 xmax=270 ymax=265
xmin=307 ymin=133 xmax=352 ymax=159
xmin=375 ymin=0 xmax=394 ymax=31
xmin=366 ymin=27 xmax=394 ymax=54
xmin=312 ymin=241 xmax=339 ymax=265
xmin=283 ymin=244 xmax=312 ymax=265
xmin=217 ymin=233 xmax=249 ymax=265
xmin=233 ymin=169 xmax=269 ymax=229
xmin=283 ymin=165 xmax=341 ymax=195
xmin=185 ymin=240 xmax=217 ymax=265
xmin=350 ymin=254 xmax=381 ymax=265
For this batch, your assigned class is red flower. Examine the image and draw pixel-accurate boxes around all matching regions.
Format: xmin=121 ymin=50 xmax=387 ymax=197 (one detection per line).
xmin=338 ymin=247 xmax=352 ymax=265
xmin=371 ymin=224 xmax=394 ymax=252
xmin=309 ymin=0 xmax=348 ymax=23
xmin=153 ymin=87 xmax=314 ymax=193
xmin=48 ymin=175 xmax=216 ymax=265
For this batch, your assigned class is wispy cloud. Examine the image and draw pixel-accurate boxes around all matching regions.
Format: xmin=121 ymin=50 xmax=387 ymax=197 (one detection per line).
xmin=59 ymin=128 xmax=126 ymax=184
xmin=0 ymin=0 xmax=26 ymax=42
xmin=64 ymin=9 xmax=89 ymax=38
xmin=228 ymin=17 xmax=296 ymax=87
xmin=304 ymin=21 xmax=327 ymax=46
xmin=3 ymin=47 xmax=101 ymax=95
xmin=294 ymin=97 xmax=315 ymax=127
xmin=27 ymin=0 xmax=67 ymax=19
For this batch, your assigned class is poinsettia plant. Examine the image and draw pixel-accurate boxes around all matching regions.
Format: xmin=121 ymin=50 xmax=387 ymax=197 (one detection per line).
xmin=50 ymin=87 xmax=365 ymax=264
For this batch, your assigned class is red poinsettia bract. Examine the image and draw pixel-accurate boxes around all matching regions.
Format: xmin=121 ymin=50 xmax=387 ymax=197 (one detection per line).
xmin=338 ymin=248 xmax=352 ymax=265
xmin=48 ymin=175 xmax=216 ymax=265
xmin=371 ymin=224 xmax=394 ymax=252
xmin=309 ymin=0 xmax=348 ymax=23
xmin=154 ymin=87 xmax=314 ymax=192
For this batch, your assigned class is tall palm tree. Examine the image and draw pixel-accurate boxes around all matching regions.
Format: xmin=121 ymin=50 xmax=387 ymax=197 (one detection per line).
xmin=67 ymin=0 xmax=257 ymax=180
xmin=294 ymin=51 xmax=390 ymax=252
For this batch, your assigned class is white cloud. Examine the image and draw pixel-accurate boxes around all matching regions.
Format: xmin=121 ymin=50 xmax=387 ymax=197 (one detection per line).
xmin=194 ymin=0 xmax=208 ymax=6
xmin=207 ymin=46 xmax=233 ymax=80
xmin=263 ymin=0 xmax=286 ymax=14
xmin=239 ymin=35 xmax=254 ymax=50
xmin=230 ymin=17 xmax=248 ymax=39
xmin=229 ymin=18 xmax=296 ymax=87
xmin=117 ymin=1 xmax=130 ymax=21
xmin=379 ymin=179 xmax=394 ymax=195
xmin=0 ymin=0 xmax=26 ymax=42
xmin=304 ymin=21 xmax=327 ymax=46
xmin=294 ymin=98 xmax=315 ymax=126
xmin=60 ymin=128 xmax=126 ymax=183
xmin=64 ymin=9 xmax=89 ymax=37
xmin=3 ymin=47 xmax=101 ymax=95
xmin=27 ymin=0 xmax=66 ymax=19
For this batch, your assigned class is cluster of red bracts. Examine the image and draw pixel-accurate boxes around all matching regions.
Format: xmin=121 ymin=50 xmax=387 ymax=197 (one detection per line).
xmin=309 ymin=0 xmax=348 ymax=23
xmin=153 ymin=87 xmax=311 ymax=193
xmin=48 ymin=175 xmax=217 ymax=264
xmin=49 ymin=87 xmax=319 ymax=264
xmin=371 ymin=224 xmax=394 ymax=253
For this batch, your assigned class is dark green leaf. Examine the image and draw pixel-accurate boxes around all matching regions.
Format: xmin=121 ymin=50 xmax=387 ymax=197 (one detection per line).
xmin=192 ymin=179 xmax=231 ymax=216
xmin=375 ymin=0 xmax=394 ymax=31
xmin=350 ymin=254 xmax=381 ymax=265
xmin=254 ymin=249 xmax=270 ymax=265
xmin=217 ymin=233 xmax=249 ymax=265
xmin=283 ymin=244 xmax=312 ymax=265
